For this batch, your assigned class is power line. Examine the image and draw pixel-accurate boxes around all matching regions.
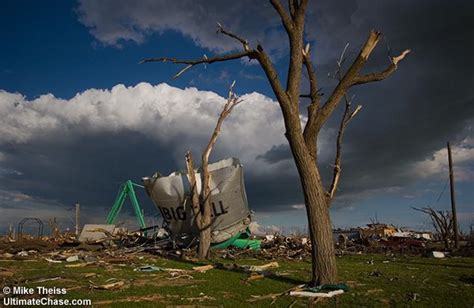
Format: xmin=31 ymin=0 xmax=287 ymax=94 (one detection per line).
xmin=436 ymin=176 xmax=449 ymax=203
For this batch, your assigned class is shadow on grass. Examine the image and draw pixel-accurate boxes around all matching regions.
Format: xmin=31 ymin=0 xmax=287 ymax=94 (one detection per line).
xmin=163 ymin=254 xmax=308 ymax=286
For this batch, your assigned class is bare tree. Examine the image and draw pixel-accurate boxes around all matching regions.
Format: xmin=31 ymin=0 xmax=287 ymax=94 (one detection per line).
xmin=48 ymin=218 xmax=60 ymax=239
xmin=413 ymin=207 xmax=454 ymax=250
xmin=142 ymin=1 xmax=409 ymax=285
xmin=185 ymin=82 xmax=242 ymax=259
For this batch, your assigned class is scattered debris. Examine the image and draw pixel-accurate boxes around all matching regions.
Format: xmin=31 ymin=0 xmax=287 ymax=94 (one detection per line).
xmin=17 ymin=251 xmax=28 ymax=257
xmin=66 ymin=255 xmax=79 ymax=262
xmin=429 ymin=251 xmax=445 ymax=258
xmin=133 ymin=265 xmax=164 ymax=272
xmin=91 ymin=280 xmax=126 ymax=290
xmin=290 ymin=289 xmax=344 ymax=298
xmin=248 ymin=285 xmax=304 ymax=303
xmin=33 ymin=277 xmax=63 ymax=283
xmin=0 ymin=268 xmax=14 ymax=278
xmin=192 ymin=264 xmax=214 ymax=273
xmin=246 ymin=273 xmax=265 ymax=281
xmin=44 ymin=258 xmax=62 ymax=263
xmin=185 ymin=294 xmax=216 ymax=302
xmin=246 ymin=261 xmax=279 ymax=272
xmin=65 ymin=262 xmax=95 ymax=268
xmin=78 ymin=224 xmax=116 ymax=243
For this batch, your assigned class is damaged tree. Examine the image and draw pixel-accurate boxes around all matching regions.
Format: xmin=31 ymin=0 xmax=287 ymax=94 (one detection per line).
xmin=413 ymin=207 xmax=454 ymax=250
xmin=185 ymin=83 xmax=243 ymax=259
xmin=142 ymin=0 xmax=409 ymax=285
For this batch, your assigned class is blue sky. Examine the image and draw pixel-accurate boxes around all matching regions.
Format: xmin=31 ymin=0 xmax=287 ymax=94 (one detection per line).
xmin=1 ymin=1 xmax=274 ymax=100
xmin=0 ymin=0 xmax=473 ymax=234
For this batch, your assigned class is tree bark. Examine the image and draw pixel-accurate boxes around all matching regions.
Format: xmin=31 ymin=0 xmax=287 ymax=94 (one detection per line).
xmin=198 ymin=223 xmax=211 ymax=259
xmin=287 ymin=132 xmax=337 ymax=285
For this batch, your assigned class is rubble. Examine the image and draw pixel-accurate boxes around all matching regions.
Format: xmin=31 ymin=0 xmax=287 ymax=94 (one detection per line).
xmin=429 ymin=251 xmax=445 ymax=258
xmin=192 ymin=264 xmax=214 ymax=273
xmin=290 ymin=289 xmax=345 ymax=298
xmin=0 ymin=217 xmax=460 ymax=275
xmin=91 ymin=280 xmax=126 ymax=290
xmin=66 ymin=255 xmax=79 ymax=262
xmin=78 ymin=224 xmax=116 ymax=242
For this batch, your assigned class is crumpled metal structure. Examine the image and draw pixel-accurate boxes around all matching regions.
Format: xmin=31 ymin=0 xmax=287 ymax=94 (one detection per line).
xmin=143 ymin=158 xmax=251 ymax=244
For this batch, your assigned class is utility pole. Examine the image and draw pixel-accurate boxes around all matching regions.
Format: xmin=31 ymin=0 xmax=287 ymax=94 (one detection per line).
xmin=447 ymin=142 xmax=459 ymax=249
xmin=75 ymin=203 xmax=80 ymax=237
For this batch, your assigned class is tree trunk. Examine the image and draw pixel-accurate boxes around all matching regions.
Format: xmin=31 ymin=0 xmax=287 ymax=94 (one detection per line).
xmin=288 ymin=135 xmax=337 ymax=285
xmin=198 ymin=227 xmax=211 ymax=259
xmin=198 ymin=197 xmax=213 ymax=259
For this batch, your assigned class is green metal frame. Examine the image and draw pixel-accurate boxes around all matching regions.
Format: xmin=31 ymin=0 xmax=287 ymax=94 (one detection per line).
xmin=106 ymin=180 xmax=146 ymax=231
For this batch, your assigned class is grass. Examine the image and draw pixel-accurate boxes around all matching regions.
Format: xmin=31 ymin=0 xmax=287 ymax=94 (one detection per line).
xmin=1 ymin=254 xmax=473 ymax=307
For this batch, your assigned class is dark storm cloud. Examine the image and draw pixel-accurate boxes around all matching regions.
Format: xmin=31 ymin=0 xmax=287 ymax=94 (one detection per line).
xmin=256 ymin=144 xmax=292 ymax=164
xmin=319 ymin=0 xmax=474 ymax=197
xmin=0 ymin=131 xmax=176 ymax=216
xmin=258 ymin=0 xmax=474 ymax=200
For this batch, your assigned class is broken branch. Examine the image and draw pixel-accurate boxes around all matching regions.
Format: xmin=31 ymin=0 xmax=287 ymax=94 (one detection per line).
xmin=352 ymin=49 xmax=411 ymax=85
xmin=141 ymin=51 xmax=255 ymax=79
xmin=327 ymin=95 xmax=362 ymax=200
xmin=217 ymin=23 xmax=250 ymax=51
xmin=307 ymin=30 xmax=409 ymax=138
xmin=201 ymin=82 xmax=242 ymax=203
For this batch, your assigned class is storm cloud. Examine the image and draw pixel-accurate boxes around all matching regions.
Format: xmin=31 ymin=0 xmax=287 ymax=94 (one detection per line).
xmin=76 ymin=0 xmax=474 ymax=197
xmin=0 ymin=0 xmax=473 ymax=231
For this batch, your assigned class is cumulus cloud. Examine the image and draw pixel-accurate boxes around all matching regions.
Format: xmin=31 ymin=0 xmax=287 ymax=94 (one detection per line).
xmin=0 ymin=83 xmax=286 ymax=170
xmin=0 ymin=83 xmax=308 ymax=218
xmin=412 ymin=139 xmax=474 ymax=181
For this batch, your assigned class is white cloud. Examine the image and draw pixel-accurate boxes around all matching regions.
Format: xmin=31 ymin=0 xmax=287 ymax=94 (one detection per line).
xmin=249 ymin=221 xmax=281 ymax=236
xmin=412 ymin=139 xmax=474 ymax=181
xmin=0 ymin=83 xmax=290 ymax=174
xmin=291 ymin=204 xmax=305 ymax=210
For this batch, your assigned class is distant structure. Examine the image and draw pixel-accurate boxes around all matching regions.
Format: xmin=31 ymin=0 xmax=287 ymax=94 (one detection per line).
xmin=359 ymin=223 xmax=397 ymax=238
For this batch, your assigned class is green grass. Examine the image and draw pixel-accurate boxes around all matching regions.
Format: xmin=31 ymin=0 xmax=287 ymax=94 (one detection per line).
xmin=1 ymin=254 xmax=473 ymax=307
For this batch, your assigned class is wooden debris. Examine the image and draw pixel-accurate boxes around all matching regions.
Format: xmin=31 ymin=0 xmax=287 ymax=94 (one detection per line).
xmin=192 ymin=264 xmax=214 ymax=272
xmin=247 ymin=261 xmax=279 ymax=272
xmin=246 ymin=273 xmax=265 ymax=281
xmin=33 ymin=277 xmax=62 ymax=283
xmin=44 ymin=257 xmax=62 ymax=263
xmin=91 ymin=280 xmax=126 ymax=290
xmin=290 ymin=290 xmax=344 ymax=298
xmin=65 ymin=261 xmax=95 ymax=268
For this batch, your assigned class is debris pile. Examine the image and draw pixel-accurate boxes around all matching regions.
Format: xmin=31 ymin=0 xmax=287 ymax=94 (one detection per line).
xmin=212 ymin=234 xmax=311 ymax=260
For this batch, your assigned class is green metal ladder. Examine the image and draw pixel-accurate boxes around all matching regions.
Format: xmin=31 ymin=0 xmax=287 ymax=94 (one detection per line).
xmin=106 ymin=180 xmax=146 ymax=232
